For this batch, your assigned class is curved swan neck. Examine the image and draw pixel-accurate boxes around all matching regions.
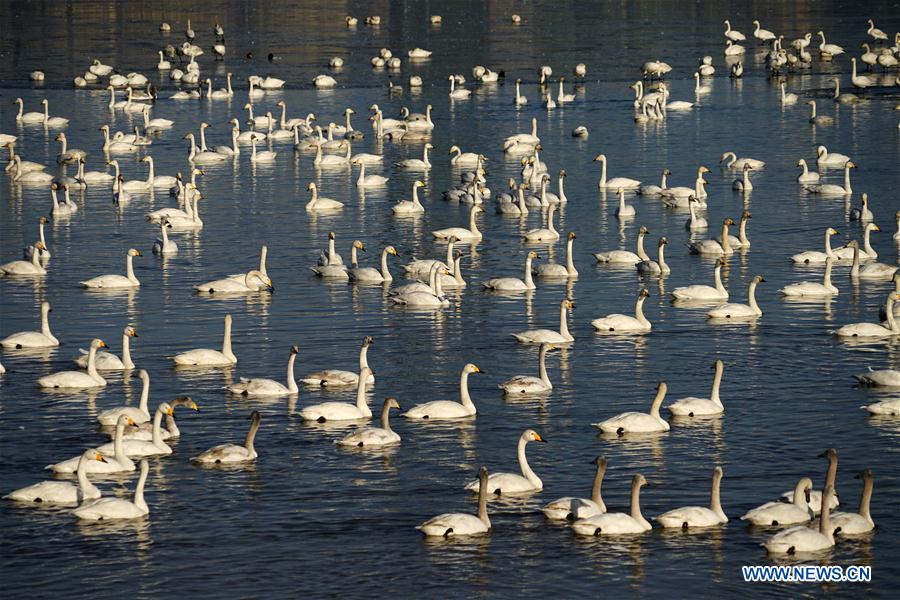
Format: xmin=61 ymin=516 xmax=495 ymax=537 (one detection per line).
xmin=380 ymin=401 xmax=393 ymax=432
xmin=887 ymin=295 xmax=899 ymax=332
xmin=380 ymin=248 xmax=393 ymax=281
xmin=739 ymin=216 xmax=749 ymax=244
xmin=598 ymin=156 xmax=607 ymax=185
xmin=748 ymin=281 xmax=761 ymax=314
xmin=565 ymin=236 xmax=576 ymax=274
xmin=133 ymin=462 xmax=149 ymax=512
xmin=710 ymin=469 xmax=726 ymax=520
xmin=858 ymin=473 xmax=873 ymax=522
xmin=636 ymin=231 xmax=650 ymax=261
xmin=121 ymin=332 xmax=134 ymax=369
xmin=714 ymin=265 xmax=726 ymax=294
xmin=76 ymin=454 xmax=100 ymax=499
xmin=649 ymin=385 xmax=666 ymax=419
xmin=41 ymin=304 xmax=56 ymax=342
xmin=244 ymin=415 xmax=260 ymax=454
xmin=87 ymin=344 xmax=100 ymax=380
xmin=844 ymin=164 xmax=852 ymax=194
xmin=151 ymin=407 xmax=164 ymax=445
xmin=538 ymin=344 xmax=550 ymax=386
xmin=823 ymin=259 xmax=834 ymax=289
xmin=359 ymin=343 xmax=370 ymax=371
xmin=468 ymin=205 xmax=480 ymax=236
xmin=862 ymin=226 xmax=875 ymax=256
xmin=824 ymin=452 xmax=838 ymax=488
xmin=635 ymin=295 xmax=649 ymax=326
xmin=137 ymin=372 xmax=149 ymax=412
xmin=114 ymin=419 xmax=128 ymax=464
xmin=222 ymin=317 xmax=235 ymax=361
xmin=524 ymin=254 xmax=535 ymax=288
xmin=657 ymin=242 xmax=667 ymax=270
xmin=412 ymin=182 xmax=422 ymax=206
xmin=286 ymin=352 xmax=298 ymax=393
xmin=355 ymin=370 xmax=372 ymax=416
xmin=819 ymin=489 xmax=834 ymax=543
xmin=720 ymin=224 xmax=732 ymax=253
xmin=591 ymin=462 xmax=606 ymax=505
xmin=125 ymin=253 xmax=137 ymax=283
xmin=559 ymin=302 xmax=571 ymax=339
xmin=518 ymin=437 xmax=541 ymax=487
xmin=517 ymin=186 xmax=528 ymax=213
xmin=459 ymin=369 xmax=474 ymax=409
xmin=630 ymin=478 xmax=648 ymax=527
xmin=710 ymin=361 xmax=724 ymax=406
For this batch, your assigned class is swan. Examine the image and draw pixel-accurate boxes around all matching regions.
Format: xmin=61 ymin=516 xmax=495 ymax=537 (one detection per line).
xmin=404 ymin=237 xmax=456 ymax=279
xmin=866 ymin=19 xmax=887 ymax=40
xmin=693 ymin=71 xmax=711 ymax=95
xmin=657 ymin=467 xmax=728 ymax=529
xmin=448 ymin=76 xmax=471 ymax=99
xmin=317 ymin=232 xmax=343 ymax=266
xmin=850 ymin=58 xmax=875 ymax=89
xmin=831 ymin=77 xmax=860 ymax=104
xmin=513 ymin=298 xmax=575 ymax=344
xmin=685 ymin=196 xmax=708 ymax=231
xmin=55 ymin=133 xmax=85 ymax=163
xmin=394 ymin=143 xmax=433 ymax=170
xmin=313 ymin=142 xmax=350 ymax=168
xmin=861 ymin=396 xmax=900 ymax=415
xmin=225 ymin=246 xmax=269 ymax=286
xmin=765 ymin=486 xmax=836 ymax=554
xmin=513 ymin=78 xmax=528 ymax=105
xmin=830 ymin=470 xmax=875 ymax=535
xmin=6 ymin=149 xmax=46 ymax=176
xmin=594 ymin=382 xmax=669 ymax=433
xmin=96 ymin=370 xmax=151 ymax=426
xmin=184 ymin=133 xmax=227 ymax=164
xmin=834 ymin=223 xmax=879 ymax=261
xmin=592 ymin=288 xmax=652 ymax=333
xmin=449 ymin=145 xmax=480 ymax=167
xmin=817 ymin=31 xmax=844 ymax=58
xmin=535 ymin=232 xmax=578 ymax=279
xmin=595 ymin=154 xmax=640 ymax=189
xmin=404 ymin=364 xmax=482 ymax=419
xmin=392 ymin=180 xmax=426 ymax=214
xmin=781 ymin=257 xmax=839 ymax=297
xmin=504 ymin=117 xmax=539 ymax=146
xmin=500 ymin=343 xmax=555 ymax=394
xmin=719 ymin=152 xmax=765 ymax=170
xmin=141 ymin=156 xmax=177 ymax=188
xmin=796 ymin=159 xmax=820 ymax=184
xmin=594 ymin=226 xmax=650 ymax=264
xmin=707 ymin=275 xmax=765 ymax=319
xmin=14 ymin=98 xmax=44 ymax=123
xmin=419 ymin=466 xmax=491 ymax=537
xmin=80 ymin=248 xmax=141 ymax=289
xmin=542 ymin=456 xmax=607 ymax=520
xmin=193 ymin=411 xmax=262 ymax=465
xmin=336 ymin=397 xmax=401 ymax=448
xmin=48 ymin=415 xmax=134 ymax=475
xmin=661 ymin=169 xmax=710 ymax=207
xmin=572 ymin=474 xmax=652 ymax=535
xmin=895 ymin=211 xmax=900 ymax=241
xmin=354 ymin=161 xmax=388 ymax=187
xmin=158 ymin=193 xmax=202 ymax=231
xmin=464 ymin=430 xmax=546 ymax=495
xmin=95 ymin=403 xmax=176 ymax=458
xmin=349 ymin=245 xmax=398 ymax=283
xmin=834 ymin=292 xmax=899 ymax=338
xmin=74 ymin=326 xmax=138 ymax=370
xmin=74 ymin=458 xmax=150 ymax=521
xmin=807 ymin=100 xmax=834 ymax=126
xmin=390 ymin=265 xmax=450 ymax=308
xmin=732 ymin=164 xmax=754 ymax=191
xmin=151 ymin=219 xmax=178 ymax=256
xmin=816 ymin=145 xmax=850 ymax=168
xmin=117 ymin=395 xmax=199 ymax=441
xmin=741 ymin=478 xmax=814 ymax=526
xmin=231 ymin=118 xmax=266 ymax=144
xmin=4 ymin=449 xmax=106 ymax=505
xmin=672 ymin=259 xmax=729 ymax=302
xmin=76 ymin=158 xmax=114 ymax=185
xmin=228 ymin=346 xmax=299 ymax=396
xmin=13 ymin=161 xmax=54 ymax=185
xmin=299 ymin=367 xmax=374 ymax=422
xmin=638 ymin=169 xmax=670 ymax=196
xmin=752 ymin=19 xmax=775 ymax=41
xmin=689 ymin=219 xmax=734 ymax=256
xmin=791 ymin=228 xmax=841 ymax=263
xmin=141 ymin=105 xmax=173 ymax=131
xmin=780 ymin=81 xmax=798 ymax=105
xmin=432 ymin=204 xmax=483 ymax=242
xmin=668 ymin=360 xmax=725 ymax=417
xmin=780 ymin=448 xmax=840 ymax=515
xmin=301 ymin=336 xmax=375 ymax=388
xmin=724 ymin=40 xmax=746 ymax=56
xmin=855 ymin=366 xmax=900 ymax=388
xmin=172 ymin=314 xmax=238 ymax=366
xmin=523 ymin=205 xmax=560 ymax=242
xmin=305 ymin=182 xmax=344 ymax=212
xmin=313 ymin=74 xmax=337 ymax=88
xmin=698 ymin=56 xmax=716 ymax=77
xmin=1 ymin=301 xmax=58 ymax=348
xmin=312 ymin=241 xmax=364 ymax=279
xmin=855 ymin=239 xmax=898 ymax=280
xmin=849 ymin=193 xmax=874 ymax=223
xmin=1 ymin=242 xmax=47 ymax=276
xmin=244 ymin=103 xmax=272 ymax=129
xmin=36 ymin=338 xmax=106 ymax=389
xmin=637 ymin=238 xmax=670 ymax=276
xmin=249 ymin=136 xmax=277 ymax=162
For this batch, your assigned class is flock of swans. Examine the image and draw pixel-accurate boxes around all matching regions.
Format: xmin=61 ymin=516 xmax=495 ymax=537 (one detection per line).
xmin=1 ymin=12 xmax=898 ymax=563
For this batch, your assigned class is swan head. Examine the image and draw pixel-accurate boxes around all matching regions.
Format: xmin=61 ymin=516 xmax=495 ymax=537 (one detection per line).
xmin=39 ymin=215 xmax=49 ymax=225
xmin=328 ymin=231 xmax=336 ymax=240
xmin=688 ymin=195 xmax=699 ymax=204
xmin=125 ymin=326 xmax=138 ymax=338
xmin=743 ymin=163 xmax=753 ymax=171
xmin=290 ymin=345 xmax=300 ymax=355
xmin=414 ymin=180 xmax=426 ymax=189
xmin=723 ymin=218 xmax=735 ymax=226
xmin=658 ymin=237 xmax=668 ymax=247
xmin=568 ymin=232 xmax=576 ymax=240
xmin=84 ymin=449 xmax=108 ymax=464
xmin=35 ymin=241 xmax=47 ymax=251
xmin=528 ymin=251 xmax=541 ymax=260
xmin=385 ymin=245 xmax=398 ymax=256
xmin=639 ymin=288 xmax=650 ymax=299
xmin=564 ymin=299 xmax=575 ymax=310
xmin=464 ymin=363 xmax=483 ymax=375
xmin=158 ymin=402 xmax=175 ymax=417
xmin=752 ymin=275 xmax=766 ymax=284
xmin=846 ymin=161 xmax=856 ymax=169
xmin=91 ymin=338 xmax=107 ymax=349
xmin=741 ymin=210 xmax=752 ymax=220
xmin=384 ymin=397 xmax=401 ymax=411
xmin=353 ymin=240 xmax=366 ymax=251
xmin=638 ymin=226 xmax=650 ymax=235
xmin=523 ymin=429 xmax=547 ymax=444
xmin=593 ymin=154 xmax=606 ymax=162
xmin=362 ymin=335 xmax=373 ymax=347
xmin=307 ymin=182 xmax=317 ymax=191
xmin=860 ymin=193 xmax=868 ymax=205
xmin=127 ymin=248 xmax=142 ymax=257
xmin=425 ymin=143 xmax=434 ymax=150
xmin=868 ymin=223 xmax=880 ymax=232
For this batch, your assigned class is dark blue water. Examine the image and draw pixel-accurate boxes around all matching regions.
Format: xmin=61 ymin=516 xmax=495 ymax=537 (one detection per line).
xmin=1 ymin=1 xmax=899 ymax=596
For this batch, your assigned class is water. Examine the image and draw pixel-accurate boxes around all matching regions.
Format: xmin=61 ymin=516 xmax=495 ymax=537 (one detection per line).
xmin=2 ymin=1 xmax=899 ymax=596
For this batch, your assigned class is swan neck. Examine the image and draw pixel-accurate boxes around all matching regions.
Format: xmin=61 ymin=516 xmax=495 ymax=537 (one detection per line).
xmin=739 ymin=217 xmax=749 ymax=244
xmin=859 ymin=475 xmax=873 ymax=521
xmin=152 ymin=407 xmax=164 ymax=445
xmin=710 ymin=471 xmax=726 ymax=520
xmin=114 ymin=420 xmax=128 ymax=464
xmin=41 ymin=305 xmax=55 ymax=341
xmin=650 ymin=386 xmax=665 ymax=418
xmin=887 ymin=296 xmax=899 ymax=332
xmin=380 ymin=249 xmax=392 ymax=281
xmin=630 ymin=479 xmax=648 ymax=527
xmin=710 ymin=363 xmax=723 ymax=406
xmin=380 ymin=402 xmax=393 ymax=432
xmin=524 ymin=255 xmax=535 ymax=288
xmin=459 ymin=370 xmax=474 ymax=409
xmin=133 ymin=463 xmax=149 ymax=512
xmin=518 ymin=437 xmax=541 ymax=487
xmin=862 ymin=227 xmax=874 ymax=256
xmin=635 ymin=296 xmax=649 ymax=326
xmin=714 ymin=266 xmax=726 ymax=293
xmin=244 ymin=416 xmax=260 ymax=455
xmin=538 ymin=345 xmax=550 ymax=386
xmin=477 ymin=473 xmax=490 ymax=527
xmin=222 ymin=318 xmax=235 ymax=361
xmin=76 ymin=454 xmax=100 ymax=499
xmin=636 ymin=232 xmax=650 ymax=261
xmin=469 ymin=206 xmax=480 ymax=235
xmin=286 ymin=352 xmax=298 ymax=392
xmin=658 ymin=243 xmax=667 ymax=270
xmin=559 ymin=303 xmax=571 ymax=338
xmin=87 ymin=344 xmax=100 ymax=380
xmin=359 ymin=344 xmax=370 ymax=371
xmin=566 ymin=237 xmax=576 ymax=274
xmin=844 ymin=165 xmax=852 ymax=193
xmin=748 ymin=281 xmax=761 ymax=314
xmin=721 ymin=224 xmax=732 ymax=253
xmin=825 ymin=453 xmax=838 ymax=488
xmin=819 ymin=493 xmax=834 ymax=543
xmin=355 ymin=373 xmax=372 ymax=416
xmin=121 ymin=332 xmax=134 ymax=369
xmin=591 ymin=463 xmax=606 ymax=505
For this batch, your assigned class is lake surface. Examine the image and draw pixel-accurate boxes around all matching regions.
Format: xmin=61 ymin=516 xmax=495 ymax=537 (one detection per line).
xmin=1 ymin=1 xmax=899 ymax=596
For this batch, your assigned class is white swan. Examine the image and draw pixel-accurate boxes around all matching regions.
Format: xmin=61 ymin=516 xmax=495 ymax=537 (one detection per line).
xmin=500 ymin=343 xmax=555 ymax=395
xmin=780 ymin=82 xmax=798 ymax=105
xmin=432 ymin=204 xmax=483 ymax=242
xmin=689 ymin=219 xmax=735 ymax=256
xmin=228 ymin=346 xmax=299 ymax=396
xmin=172 ymin=314 xmax=238 ymax=366
xmin=808 ymin=100 xmax=833 ymax=126
xmin=464 ymin=430 xmax=547 ymax=495
xmin=791 ymin=227 xmax=841 ymax=263
xmin=299 ymin=367 xmax=374 ymax=422
xmin=817 ymin=31 xmax=844 ymax=58
xmin=834 ymin=223 xmax=879 ymax=261
xmin=741 ymin=478 xmax=814 ymax=526
xmin=830 ymin=469 xmax=875 ymax=535
xmin=96 ymin=370 xmax=152 ymax=426
xmin=637 ymin=237 xmax=670 ymax=276
xmin=850 ymin=58 xmax=875 ymax=89
xmin=301 ymin=336 xmax=375 ymax=388
xmin=849 ymin=193 xmax=874 ymax=223
xmin=595 ymin=154 xmax=640 ymax=189
xmin=354 ymin=161 xmax=388 ymax=187
xmin=153 ymin=218 xmax=178 ymax=256
xmin=184 ymin=133 xmax=227 ymax=164
xmin=780 ymin=449 xmax=841 ymax=515
xmin=639 ymin=169 xmax=670 ymax=197
xmin=593 ymin=382 xmax=669 ymax=433
xmin=336 ymin=397 xmax=401 ymax=448
xmin=393 ymin=180 xmax=426 ymax=214
xmin=305 ymin=182 xmax=344 ymax=212
xmin=594 ymin=226 xmax=650 ymax=264
xmin=404 ymin=364 xmax=482 ymax=419
xmin=394 ymin=143 xmax=433 ymax=170
xmin=312 ymin=241 xmax=364 ymax=279
xmin=0 ymin=242 xmax=47 ymax=276
xmin=592 ymin=288 xmax=652 ymax=333
xmin=765 ymin=486 xmax=836 ymax=554
xmin=1 ymin=301 xmax=58 ymax=348
xmin=80 ymin=248 xmax=141 ymax=288
xmin=95 ymin=402 xmax=175 ymax=458
xmin=349 ymin=246 xmax=398 ymax=283
xmin=708 ymin=275 xmax=765 ymax=319
xmin=752 ymin=20 xmax=775 ymax=41
xmin=5 ymin=449 xmax=106 ymax=505
xmin=834 ymin=292 xmax=899 ymax=338
xmin=668 ymin=360 xmax=725 ymax=416
xmin=720 ymin=152 xmax=765 ymax=170
xmin=672 ymin=259 xmax=729 ymax=302
xmin=855 ymin=367 xmax=900 ymax=388
xmin=513 ymin=299 xmax=575 ymax=344
xmin=572 ymin=474 xmax=652 ymax=535
xmin=483 ymin=251 xmax=539 ymax=292
xmin=74 ymin=458 xmax=150 ymax=521
xmin=390 ymin=265 xmax=450 ymax=308
xmin=657 ymin=467 xmax=728 ymax=528
xmin=37 ymin=339 xmax=107 ymax=389
xmin=195 ymin=269 xmax=272 ymax=294
xmin=796 ymin=158 xmax=820 ymax=183
xmin=513 ymin=78 xmax=528 ymax=105
xmin=49 ymin=415 xmax=134 ymax=474
xmin=542 ymin=456 xmax=607 ymax=520
xmin=418 ymin=466 xmax=491 ymax=537
xmin=193 ymin=411 xmax=261 ymax=464
xmin=732 ymin=164 xmax=754 ymax=191
xmin=449 ymin=145 xmax=480 ymax=167
xmin=781 ymin=257 xmax=839 ymax=297
xmin=535 ymin=232 xmax=578 ymax=279
xmin=14 ymin=98 xmax=44 ymax=123
xmin=816 ymin=145 xmax=850 ymax=168
xmin=504 ymin=117 xmax=540 ymax=146
xmin=684 ymin=196 xmax=708 ymax=231
xmin=75 ymin=326 xmax=138 ymax=369
xmin=249 ymin=136 xmax=277 ymax=163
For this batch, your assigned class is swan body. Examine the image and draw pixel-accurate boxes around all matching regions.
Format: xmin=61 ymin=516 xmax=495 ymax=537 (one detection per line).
xmin=500 ymin=343 xmax=555 ymax=395
xmin=1 ymin=301 xmax=58 ymax=348
xmin=404 ymin=364 xmax=481 ymax=419
xmin=336 ymin=398 xmax=401 ymax=447
xmin=394 ymin=143 xmax=433 ymax=170
xmin=534 ymin=231 xmax=578 ymax=279
xmin=37 ymin=339 xmax=107 ymax=389
xmin=228 ymin=346 xmax=299 ymax=396
xmin=690 ymin=219 xmax=735 ymax=256
xmin=594 ymin=382 xmax=669 ymax=433
xmin=835 ymin=292 xmax=899 ymax=338
xmin=861 ymin=397 xmax=900 ymax=415
xmin=1 ymin=242 xmax=47 ymax=276
xmin=742 ymin=478 xmax=814 ymax=526
xmin=354 ymin=161 xmax=388 ymax=187
xmin=796 ymin=159 xmax=820 ymax=183
xmin=829 ymin=469 xmax=874 ymax=535
xmin=172 ymin=314 xmax=238 ymax=366
xmin=592 ymin=289 xmax=652 ymax=333
xmin=855 ymin=368 xmax=900 ymax=388
xmin=349 ymin=246 xmax=398 ymax=283
xmin=95 ymin=403 xmax=175 ymax=458
xmin=298 ymin=367 xmax=374 ymax=421
xmin=48 ymin=415 xmax=134 ymax=474
xmin=594 ymin=226 xmax=650 ymax=264
xmin=305 ymin=182 xmax=344 ymax=212
xmin=791 ymin=228 xmax=841 ymax=264
xmin=765 ymin=486 xmax=836 ymax=555
xmin=96 ymin=370 xmax=152 ymax=426
xmin=708 ymin=275 xmax=765 ymax=319
xmin=195 ymin=270 xmax=272 ymax=294
xmin=572 ymin=475 xmax=651 ymax=536
xmin=464 ymin=430 xmax=546 ymax=495
xmin=418 ymin=466 xmax=491 ymax=537
xmin=75 ymin=326 xmax=138 ymax=370
xmin=393 ymin=180 xmax=426 ymax=214
xmin=542 ymin=457 xmax=607 ymax=520
xmin=483 ymin=251 xmax=539 ymax=292
xmin=672 ymin=260 xmax=729 ymax=302
xmin=668 ymin=360 xmax=725 ymax=416
xmin=301 ymin=336 xmax=375 ymax=388
xmin=74 ymin=459 xmax=149 ymax=520
xmin=432 ymin=205 xmax=483 ymax=242
xmin=637 ymin=237 xmax=670 ymax=275
xmin=513 ymin=299 xmax=574 ymax=344
xmin=781 ymin=257 xmax=838 ymax=297
xmin=5 ymin=450 xmax=106 ymax=505
xmin=193 ymin=411 xmax=261 ymax=464
xmin=657 ymin=467 xmax=728 ymax=529
xmin=595 ymin=154 xmax=640 ymax=189
xmin=816 ymin=146 xmax=850 ymax=168
xmin=80 ymin=248 xmax=141 ymax=288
